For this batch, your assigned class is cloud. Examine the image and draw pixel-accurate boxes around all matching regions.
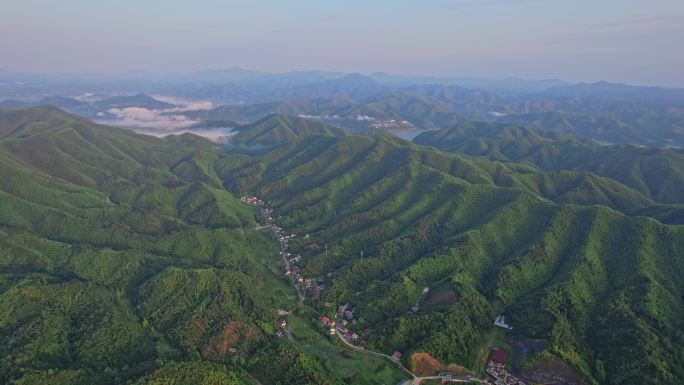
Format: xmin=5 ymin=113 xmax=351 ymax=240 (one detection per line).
xmin=298 ymin=114 xmax=321 ymax=119
xmin=97 ymin=97 xmax=230 ymax=141
xmin=151 ymin=95 xmax=213 ymax=111
xmin=100 ymin=96 xmax=214 ymax=130
xmin=355 ymin=114 xmax=376 ymax=121
xmin=106 ymin=107 xmax=200 ymax=129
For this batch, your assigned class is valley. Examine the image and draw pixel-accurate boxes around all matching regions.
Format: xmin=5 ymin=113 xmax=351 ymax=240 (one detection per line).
xmin=1 ymin=100 xmax=683 ymax=385
xmin=3 ymin=1 xmax=684 ymax=383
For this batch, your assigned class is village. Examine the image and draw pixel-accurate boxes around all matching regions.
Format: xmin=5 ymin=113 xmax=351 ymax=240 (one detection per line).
xmin=241 ymin=195 xmax=526 ymax=385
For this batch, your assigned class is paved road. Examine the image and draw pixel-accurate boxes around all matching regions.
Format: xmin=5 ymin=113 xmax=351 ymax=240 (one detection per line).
xmin=257 ymin=202 xmax=486 ymax=385
xmin=335 ymin=327 xmax=416 ymax=379
xmin=260 ymin=207 xmax=305 ymax=302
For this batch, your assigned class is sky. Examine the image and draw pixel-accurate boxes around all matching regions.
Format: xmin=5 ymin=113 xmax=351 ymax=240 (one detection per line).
xmin=1 ymin=0 xmax=683 ymax=86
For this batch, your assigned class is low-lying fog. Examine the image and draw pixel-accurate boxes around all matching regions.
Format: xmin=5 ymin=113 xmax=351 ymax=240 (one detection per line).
xmin=94 ymin=95 xmax=235 ymax=142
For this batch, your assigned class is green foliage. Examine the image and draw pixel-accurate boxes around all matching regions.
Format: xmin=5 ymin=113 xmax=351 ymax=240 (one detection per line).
xmin=2 ymin=107 xmax=683 ymax=385
xmin=231 ymin=114 xmax=346 ymax=148
xmin=0 ymin=108 xmax=344 ymax=384
xmin=220 ymin=130 xmax=684 ymax=385
xmin=414 ymin=120 xmax=684 ymax=207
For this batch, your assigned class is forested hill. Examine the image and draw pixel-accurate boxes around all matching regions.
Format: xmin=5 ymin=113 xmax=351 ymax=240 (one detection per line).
xmin=219 ymin=132 xmax=684 ymax=385
xmin=1 ymin=107 xmax=684 ymax=385
xmin=413 ymin=121 xmax=684 ymax=206
xmin=0 ymin=107 xmax=359 ymax=385
xmin=230 ymin=113 xmax=346 ymax=147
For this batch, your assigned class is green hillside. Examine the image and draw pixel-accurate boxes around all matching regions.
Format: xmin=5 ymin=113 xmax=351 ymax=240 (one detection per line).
xmin=413 ymin=121 xmax=684 ymax=206
xmin=1 ymin=107 xmax=683 ymax=385
xmin=0 ymin=107 xmax=371 ymax=385
xmin=231 ymin=113 xmax=346 ymax=147
xmin=219 ymin=133 xmax=684 ymax=385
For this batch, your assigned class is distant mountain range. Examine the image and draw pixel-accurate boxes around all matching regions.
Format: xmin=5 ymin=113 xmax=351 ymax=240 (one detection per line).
xmin=2 ymin=69 xmax=684 ymax=148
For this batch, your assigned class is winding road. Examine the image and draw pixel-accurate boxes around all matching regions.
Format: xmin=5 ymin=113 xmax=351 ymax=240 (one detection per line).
xmin=255 ymin=200 xmax=487 ymax=385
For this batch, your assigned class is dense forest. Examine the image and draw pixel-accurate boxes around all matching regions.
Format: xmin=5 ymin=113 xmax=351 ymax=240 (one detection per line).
xmin=220 ymin=126 xmax=684 ymax=384
xmin=413 ymin=121 xmax=684 ymax=206
xmin=0 ymin=107 xmax=354 ymax=385
xmin=1 ymin=107 xmax=683 ymax=385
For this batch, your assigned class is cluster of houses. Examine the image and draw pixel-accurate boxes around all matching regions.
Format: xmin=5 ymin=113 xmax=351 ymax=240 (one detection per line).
xmin=320 ymin=303 xmax=373 ymax=350
xmin=240 ymin=196 xmax=264 ymax=207
xmin=486 ymin=349 xmax=526 ymax=385
xmin=243 ymin=195 xmax=325 ymax=303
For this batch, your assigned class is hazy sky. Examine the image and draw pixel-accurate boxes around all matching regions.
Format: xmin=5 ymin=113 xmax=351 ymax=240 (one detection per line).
xmin=2 ymin=0 xmax=683 ymax=86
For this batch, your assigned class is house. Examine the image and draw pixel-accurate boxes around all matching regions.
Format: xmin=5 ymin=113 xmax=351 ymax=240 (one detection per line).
xmin=392 ymin=351 xmax=402 ymax=361
xmin=337 ymin=304 xmax=348 ymax=314
xmin=321 ymin=316 xmax=332 ymax=325
xmin=494 ymin=315 xmax=513 ymax=330
xmin=422 ymin=287 xmax=430 ymax=295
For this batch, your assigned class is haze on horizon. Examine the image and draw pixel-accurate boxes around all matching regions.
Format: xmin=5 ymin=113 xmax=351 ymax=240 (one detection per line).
xmin=2 ymin=0 xmax=683 ymax=87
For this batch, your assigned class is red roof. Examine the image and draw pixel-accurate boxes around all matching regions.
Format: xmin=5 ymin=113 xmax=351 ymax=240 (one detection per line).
xmin=392 ymin=351 xmax=402 ymax=359
xmin=490 ymin=349 xmax=509 ymax=364
xmin=321 ymin=316 xmax=331 ymax=325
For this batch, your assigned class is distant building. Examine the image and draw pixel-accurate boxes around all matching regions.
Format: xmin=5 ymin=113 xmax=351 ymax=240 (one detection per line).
xmin=392 ymin=351 xmax=402 ymax=361
xmin=494 ymin=315 xmax=513 ymax=330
